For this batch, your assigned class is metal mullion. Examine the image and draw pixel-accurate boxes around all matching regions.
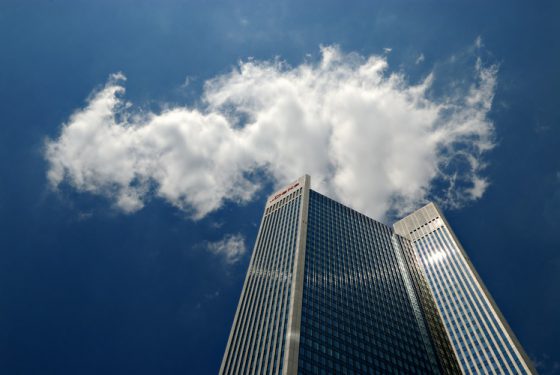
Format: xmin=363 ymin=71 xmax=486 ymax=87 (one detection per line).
xmin=276 ymin=199 xmax=301 ymax=374
xmin=261 ymin=198 xmax=297 ymax=374
xmin=232 ymin=209 xmax=279 ymax=375
xmin=437 ymin=226 xmax=522 ymax=374
xmin=245 ymin=202 xmax=290 ymax=374
xmin=423 ymin=229 xmax=489 ymax=373
xmin=255 ymin=199 xmax=294 ymax=374
xmin=228 ymin=214 xmax=276 ymax=374
xmin=276 ymin=198 xmax=299 ymax=374
xmin=267 ymin=198 xmax=297 ymax=375
xmin=247 ymin=224 xmax=278 ymax=375
xmin=222 ymin=214 xmax=271 ymax=374
xmin=274 ymin=197 xmax=298 ymax=373
xmin=424 ymin=229 xmax=496 ymax=375
xmin=392 ymin=234 xmax=441 ymax=373
xmin=243 ymin=207 xmax=286 ymax=374
xmin=439 ymin=224 xmax=527 ymax=374
xmin=433 ymin=227 xmax=512 ymax=374
xmin=275 ymin=200 xmax=296 ymax=374
xmin=267 ymin=201 xmax=297 ymax=373
xmin=410 ymin=214 xmax=474 ymax=372
xmin=420 ymin=232 xmax=481 ymax=375
xmin=416 ymin=238 xmax=467 ymax=366
xmin=415 ymin=235 xmax=472 ymax=374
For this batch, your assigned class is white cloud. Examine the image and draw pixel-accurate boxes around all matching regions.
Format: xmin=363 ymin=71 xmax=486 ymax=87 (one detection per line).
xmin=416 ymin=53 xmax=425 ymax=64
xmin=45 ymin=45 xmax=497 ymax=220
xmin=475 ymin=35 xmax=484 ymax=49
xmin=206 ymin=234 xmax=247 ymax=264
xmin=180 ymin=76 xmax=194 ymax=88
xmin=467 ymin=176 xmax=489 ymax=200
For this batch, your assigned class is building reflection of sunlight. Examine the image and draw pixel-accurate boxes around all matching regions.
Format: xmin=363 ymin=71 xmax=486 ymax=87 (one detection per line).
xmin=427 ymin=250 xmax=447 ymax=264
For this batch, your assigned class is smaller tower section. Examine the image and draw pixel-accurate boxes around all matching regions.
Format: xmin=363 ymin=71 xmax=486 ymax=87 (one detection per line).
xmin=394 ymin=203 xmax=537 ymax=375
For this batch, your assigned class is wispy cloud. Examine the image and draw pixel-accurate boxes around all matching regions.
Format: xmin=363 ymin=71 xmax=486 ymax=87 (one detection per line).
xmin=206 ymin=234 xmax=247 ymax=264
xmin=475 ymin=35 xmax=484 ymax=49
xmin=533 ymin=353 xmax=560 ymax=375
xmin=194 ymin=290 xmax=220 ymax=310
xmin=45 ymin=44 xmax=497 ymax=220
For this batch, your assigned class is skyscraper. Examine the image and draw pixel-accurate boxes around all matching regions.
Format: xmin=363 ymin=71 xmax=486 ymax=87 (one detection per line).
xmin=394 ymin=203 xmax=536 ymax=374
xmin=220 ymin=176 xmax=460 ymax=374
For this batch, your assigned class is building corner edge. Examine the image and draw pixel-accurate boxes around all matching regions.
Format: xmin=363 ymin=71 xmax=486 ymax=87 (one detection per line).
xmin=283 ymin=175 xmax=311 ymax=375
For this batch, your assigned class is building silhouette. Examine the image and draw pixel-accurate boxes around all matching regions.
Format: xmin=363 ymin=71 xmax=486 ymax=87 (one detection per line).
xmin=394 ymin=203 xmax=536 ymax=374
xmin=220 ymin=176 xmax=460 ymax=374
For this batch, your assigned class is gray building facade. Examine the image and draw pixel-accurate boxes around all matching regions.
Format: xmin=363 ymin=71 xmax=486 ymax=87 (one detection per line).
xmin=394 ymin=203 xmax=536 ymax=374
xmin=220 ymin=176 xmax=460 ymax=374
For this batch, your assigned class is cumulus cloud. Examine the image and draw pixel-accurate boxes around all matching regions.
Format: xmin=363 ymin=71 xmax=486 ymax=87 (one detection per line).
xmin=206 ymin=234 xmax=247 ymax=264
xmin=45 ymin=45 xmax=497 ymax=220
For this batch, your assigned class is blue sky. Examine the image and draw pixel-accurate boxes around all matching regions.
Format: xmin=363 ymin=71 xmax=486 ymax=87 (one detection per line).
xmin=1 ymin=1 xmax=559 ymax=373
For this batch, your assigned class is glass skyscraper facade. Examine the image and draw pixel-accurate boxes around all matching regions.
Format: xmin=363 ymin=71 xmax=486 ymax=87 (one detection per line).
xmin=220 ymin=177 xmax=305 ymax=375
xmin=220 ymin=176 xmax=460 ymax=374
xmin=394 ymin=203 xmax=536 ymax=375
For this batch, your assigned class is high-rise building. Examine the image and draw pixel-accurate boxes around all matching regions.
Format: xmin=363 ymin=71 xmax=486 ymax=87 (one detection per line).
xmin=220 ymin=176 xmax=460 ymax=374
xmin=394 ymin=203 xmax=536 ymax=375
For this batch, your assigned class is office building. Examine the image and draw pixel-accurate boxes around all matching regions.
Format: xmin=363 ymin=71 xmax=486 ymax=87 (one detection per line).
xmin=394 ymin=203 xmax=536 ymax=374
xmin=220 ymin=176 xmax=460 ymax=374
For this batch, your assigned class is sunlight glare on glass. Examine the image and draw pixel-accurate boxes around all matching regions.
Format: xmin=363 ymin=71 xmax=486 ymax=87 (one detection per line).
xmin=427 ymin=250 xmax=447 ymax=265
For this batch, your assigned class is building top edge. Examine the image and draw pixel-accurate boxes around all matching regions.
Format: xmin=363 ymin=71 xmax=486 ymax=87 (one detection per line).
xmin=307 ymin=188 xmax=395 ymax=232
xmin=393 ymin=202 xmax=444 ymax=238
xmin=265 ymin=175 xmax=310 ymax=207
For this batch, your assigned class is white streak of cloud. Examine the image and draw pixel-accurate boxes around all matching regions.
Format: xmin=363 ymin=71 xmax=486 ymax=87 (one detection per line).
xmin=475 ymin=35 xmax=484 ymax=49
xmin=206 ymin=234 xmax=247 ymax=264
xmin=45 ymin=45 xmax=497 ymax=219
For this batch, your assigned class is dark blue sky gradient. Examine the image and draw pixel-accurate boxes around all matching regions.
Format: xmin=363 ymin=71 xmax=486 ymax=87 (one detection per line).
xmin=1 ymin=1 xmax=559 ymax=373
